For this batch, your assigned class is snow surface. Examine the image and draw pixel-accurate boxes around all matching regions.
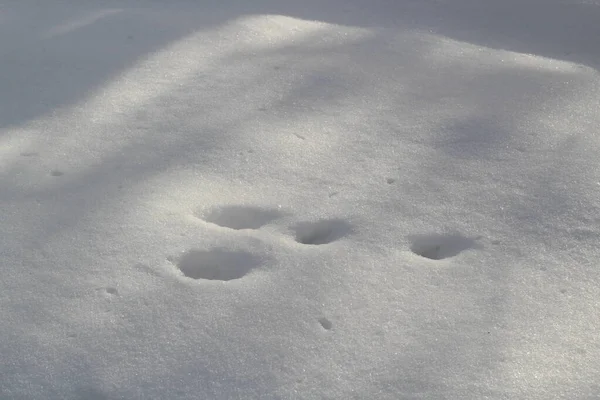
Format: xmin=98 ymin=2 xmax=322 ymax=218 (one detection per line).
xmin=2 ymin=0 xmax=600 ymax=398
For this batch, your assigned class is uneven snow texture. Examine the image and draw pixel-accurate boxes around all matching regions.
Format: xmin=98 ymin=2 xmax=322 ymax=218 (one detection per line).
xmin=2 ymin=0 xmax=600 ymax=399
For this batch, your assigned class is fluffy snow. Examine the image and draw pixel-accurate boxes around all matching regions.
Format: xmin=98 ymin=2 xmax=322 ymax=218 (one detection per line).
xmin=2 ymin=0 xmax=600 ymax=398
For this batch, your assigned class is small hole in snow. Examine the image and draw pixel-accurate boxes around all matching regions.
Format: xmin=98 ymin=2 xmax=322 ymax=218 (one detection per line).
xmin=176 ymin=249 xmax=262 ymax=281
xmin=105 ymin=287 xmax=118 ymax=295
xmin=319 ymin=318 xmax=333 ymax=330
xmin=409 ymin=233 xmax=480 ymax=260
xmin=293 ymin=219 xmax=353 ymax=245
xmin=199 ymin=205 xmax=282 ymax=230
xmin=51 ymin=170 xmax=64 ymax=177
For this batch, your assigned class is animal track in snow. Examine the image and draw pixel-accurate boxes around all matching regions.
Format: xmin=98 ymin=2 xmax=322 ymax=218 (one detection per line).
xmin=409 ymin=233 xmax=479 ymax=260
xmin=292 ymin=133 xmax=306 ymax=140
xmin=174 ymin=248 xmax=262 ymax=281
xmin=20 ymin=151 xmax=38 ymax=157
xmin=105 ymin=287 xmax=118 ymax=295
xmin=319 ymin=317 xmax=333 ymax=330
xmin=293 ymin=219 xmax=353 ymax=245
xmin=96 ymin=287 xmax=118 ymax=297
xmin=50 ymin=170 xmax=64 ymax=177
xmin=198 ymin=205 xmax=282 ymax=230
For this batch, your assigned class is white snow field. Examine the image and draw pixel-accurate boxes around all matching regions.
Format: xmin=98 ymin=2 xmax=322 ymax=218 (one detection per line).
xmin=2 ymin=0 xmax=600 ymax=398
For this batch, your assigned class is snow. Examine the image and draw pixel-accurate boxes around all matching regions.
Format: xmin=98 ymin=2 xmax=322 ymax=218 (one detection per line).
xmin=2 ymin=0 xmax=600 ymax=398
